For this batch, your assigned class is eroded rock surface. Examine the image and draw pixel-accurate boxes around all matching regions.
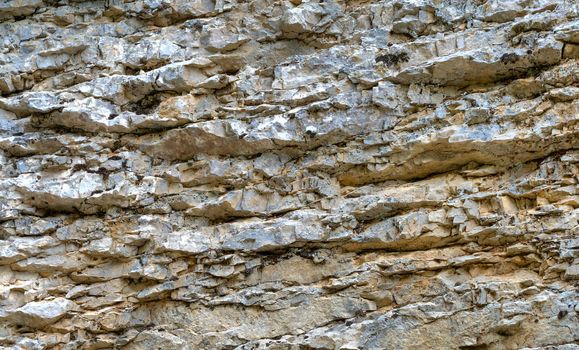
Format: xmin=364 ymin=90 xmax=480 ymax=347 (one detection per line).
xmin=0 ymin=0 xmax=578 ymax=349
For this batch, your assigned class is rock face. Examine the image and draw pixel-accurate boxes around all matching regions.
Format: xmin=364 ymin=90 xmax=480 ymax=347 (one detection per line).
xmin=0 ymin=0 xmax=578 ymax=349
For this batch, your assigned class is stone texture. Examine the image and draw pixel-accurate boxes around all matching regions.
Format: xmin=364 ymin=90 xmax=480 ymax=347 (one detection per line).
xmin=0 ymin=0 xmax=577 ymax=349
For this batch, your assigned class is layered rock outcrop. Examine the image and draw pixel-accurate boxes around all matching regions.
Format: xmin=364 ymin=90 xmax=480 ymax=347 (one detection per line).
xmin=0 ymin=0 xmax=578 ymax=349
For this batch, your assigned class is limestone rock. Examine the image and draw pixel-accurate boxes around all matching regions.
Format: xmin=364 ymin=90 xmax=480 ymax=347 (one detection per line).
xmin=0 ymin=0 xmax=577 ymax=349
xmin=5 ymin=298 xmax=75 ymax=329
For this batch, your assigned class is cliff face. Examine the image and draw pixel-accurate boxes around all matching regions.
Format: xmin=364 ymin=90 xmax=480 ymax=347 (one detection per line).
xmin=0 ymin=0 xmax=578 ymax=349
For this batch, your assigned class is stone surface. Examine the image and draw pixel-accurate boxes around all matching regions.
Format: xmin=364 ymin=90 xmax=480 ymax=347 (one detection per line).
xmin=0 ymin=0 xmax=577 ymax=349
xmin=3 ymin=298 xmax=76 ymax=329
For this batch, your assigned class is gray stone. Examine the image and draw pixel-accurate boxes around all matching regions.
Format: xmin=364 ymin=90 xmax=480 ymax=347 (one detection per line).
xmin=6 ymin=298 xmax=75 ymax=328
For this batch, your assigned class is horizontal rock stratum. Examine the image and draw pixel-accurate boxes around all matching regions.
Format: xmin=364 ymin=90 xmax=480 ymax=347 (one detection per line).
xmin=0 ymin=0 xmax=578 ymax=349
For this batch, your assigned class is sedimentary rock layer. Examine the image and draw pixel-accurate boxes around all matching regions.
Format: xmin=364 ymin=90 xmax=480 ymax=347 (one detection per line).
xmin=0 ymin=0 xmax=578 ymax=349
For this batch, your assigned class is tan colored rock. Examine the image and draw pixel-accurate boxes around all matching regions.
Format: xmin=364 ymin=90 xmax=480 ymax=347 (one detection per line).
xmin=0 ymin=0 xmax=577 ymax=348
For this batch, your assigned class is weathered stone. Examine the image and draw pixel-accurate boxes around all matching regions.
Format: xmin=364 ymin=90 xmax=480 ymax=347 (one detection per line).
xmin=0 ymin=1 xmax=577 ymax=349
xmin=5 ymin=298 xmax=75 ymax=329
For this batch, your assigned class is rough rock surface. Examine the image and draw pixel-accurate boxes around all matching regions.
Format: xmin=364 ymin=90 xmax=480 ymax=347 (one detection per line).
xmin=0 ymin=0 xmax=578 ymax=349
